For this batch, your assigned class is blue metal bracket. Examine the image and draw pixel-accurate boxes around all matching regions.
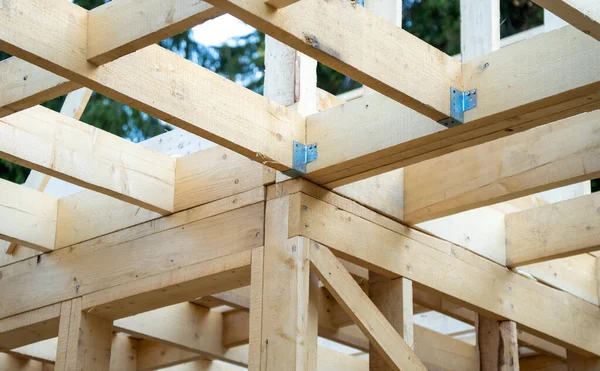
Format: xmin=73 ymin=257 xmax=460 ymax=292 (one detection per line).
xmin=281 ymin=141 xmax=318 ymax=178
xmin=437 ymin=87 xmax=477 ymax=128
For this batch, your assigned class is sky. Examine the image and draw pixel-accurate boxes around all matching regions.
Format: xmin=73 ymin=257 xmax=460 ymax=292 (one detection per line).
xmin=191 ymin=14 xmax=256 ymax=46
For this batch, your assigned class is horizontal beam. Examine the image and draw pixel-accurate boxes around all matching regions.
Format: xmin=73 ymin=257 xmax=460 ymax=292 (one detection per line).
xmin=0 ymin=58 xmax=78 ymax=118
xmin=0 ymin=179 xmax=57 ymax=252
xmin=87 ymin=0 xmax=222 ymax=64
xmin=0 ymin=106 xmax=176 ymax=214
xmin=203 ymin=0 xmax=462 ymax=121
xmin=305 ymin=26 xmax=600 ymax=187
xmin=0 ymin=0 xmax=304 ymax=173
xmin=507 ymin=192 xmax=600 ymax=267
xmin=284 ymin=185 xmax=600 ymax=356
xmin=403 ymin=110 xmax=600 ymax=224
xmin=0 ymin=191 xmax=263 ymax=319
xmin=534 ymin=0 xmax=600 ymax=40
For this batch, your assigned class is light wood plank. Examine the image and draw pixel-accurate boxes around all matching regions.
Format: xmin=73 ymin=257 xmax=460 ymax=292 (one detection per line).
xmin=534 ymin=0 xmax=600 ymax=41
xmin=0 ymin=179 xmax=57 ymax=252
xmin=265 ymin=0 xmax=300 ymax=9
xmin=0 ymin=197 xmax=263 ymax=319
xmin=0 ymin=106 xmax=176 ymax=214
xmin=0 ymin=58 xmax=77 ymax=118
xmin=87 ymin=0 xmax=222 ymax=64
xmin=293 ymin=191 xmax=600 ymax=356
xmin=404 ymin=110 xmax=600 ymax=223
xmin=109 ymin=334 xmax=137 ymax=371
xmin=309 ymin=241 xmax=427 ymax=371
xmin=203 ymin=0 xmax=462 ymax=121
xmin=114 ymin=303 xmax=247 ymax=367
xmin=0 ymin=353 xmax=54 ymax=371
xmin=460 ymin=0 xmax=500 ymax=62
xmin=506 ymin=193 xmax=600 ymax=267
xmin=478 ymin=317 xmax=520 ymax=370
xmin=0 ymin=0 xmax=304 ymax=173
xmin=137 ymin=339 xmax=203 ymax=371
xmin=55 ymin=299 xmax=113 ymax=371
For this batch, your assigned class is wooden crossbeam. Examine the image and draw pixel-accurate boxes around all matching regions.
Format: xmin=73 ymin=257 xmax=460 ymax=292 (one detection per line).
xmin=203 ymin=0 xmax=461 ymax=122
xmin=0 ymin=0 xmax=304 ymax=173
xmin=403 ymin=110 xmax=600 ymax=224
xmin=309 ymin=240 xmax=427 ymax=371
xmin=0 ymin=58 xmax=78 ymax=118
xmin=534 ymin=0 xmax=600 ymax=40
xmin=0 ymin=191 xmax=263 ymax=320
xmin=87 ymin=0 xmax=222 ymax=64
xmin=506 ymin=192 xmax=600 ymax=267
xmin=280 ymin=184 xmax=600 ymax=356
xmin=0 ymin=179 xmax=57 ymax=252
xmin=305 ymin=27 xmax=599 ymax=187
xmin=0 ymin=106 xmax=176 ymax=214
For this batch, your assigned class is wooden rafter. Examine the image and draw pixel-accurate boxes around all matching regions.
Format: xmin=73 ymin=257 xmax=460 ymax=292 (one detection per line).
xmin=534 ymin=0 xmax=600 ymax=40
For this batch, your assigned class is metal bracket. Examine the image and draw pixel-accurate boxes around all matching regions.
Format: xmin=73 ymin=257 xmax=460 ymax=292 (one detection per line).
xmin=281 ymin=141 xmax=318 ymax=178
xmin=437 ymin=87 xmax=477 ymax=128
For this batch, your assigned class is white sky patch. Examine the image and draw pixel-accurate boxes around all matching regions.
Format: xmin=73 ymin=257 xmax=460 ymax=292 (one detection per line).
xmin=192 ymin=14 xmax=256 ymax=46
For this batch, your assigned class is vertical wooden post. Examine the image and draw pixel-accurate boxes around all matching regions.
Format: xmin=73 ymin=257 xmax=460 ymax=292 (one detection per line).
xmin=369 ymin=274 xmax=413 ymax=371
xmin=249 ymin=195 xmax=317 ymax=371
xmin=460 ymin=0 xmax=500 ymax=62
xmin=55 ymin=298 xmax=113 ymax=371
xmin=109 ymin=334 xmax=137 ymax=371
xmin=477 ymin=317 xmax=520 ymax=371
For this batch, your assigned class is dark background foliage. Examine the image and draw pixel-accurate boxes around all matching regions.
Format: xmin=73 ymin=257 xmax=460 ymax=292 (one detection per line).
xmin=1 ymin=0 xmax=596 ymax=191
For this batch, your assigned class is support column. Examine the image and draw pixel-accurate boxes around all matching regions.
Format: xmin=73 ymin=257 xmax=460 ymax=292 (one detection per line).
xmin=460 ymin=0 xmax=500 ymax=62
xmin=369 ymin=273 xmax=413 ymax=371
xmin=55 ymin=298 xmax=113 ymax=371
xmin=249 ymin=194 xmax=318 ymax=371
xmin=477 ymin=317 xmax=520 ymax=371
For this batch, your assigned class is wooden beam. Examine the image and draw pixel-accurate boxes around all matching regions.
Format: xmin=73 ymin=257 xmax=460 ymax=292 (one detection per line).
xmin=258 ymin=196 xmax=318 ymax=370
xmin=290 ymin=188 xmax=600 ymax=356
xmin=0 ymin=106 xmax=176 ymax=214
xmin=137 ymin=340 xmax=203 ymax=371
xmin=55 ymin=298 xmax=113 ymax=371
xmin=369 ymin=273 xmax=414 ymax=371
xmin=0 ymin=0 xmax=304 ymax=173
xmin=506 ymin=193 xmax=600 ymax=267
xmin=87 ymin=0 xmax=222 ymax=65
xmin=3 ymin=87 xmax=92 ymax=255
xmin=0 ymin=58 xmax=77 ymax=118
xmin=0 ymin=179 xmax=57 ymax=252
xmin=534 ymin=0 xmax=600 ymax=41
xmin=309 ymin=240 xmax=426 ymax=371
xmin=566 ymin=351 xmax=600 ymax=370
xmin=478 ymin=317 xmax=520 ymax=370
xmin=203 ymin=0 xmax=462 ymax=121
xmin=0 ymin=353 xmax=54 ymax=371
xmin=305 ymin=26 xmax=599 ymax=187
xmin=114 ymin=303 xmax=248 ymax=367
xmin=265 ymin=0 xmax=300 ymax=10
xmin=0 ymin=193 xmax=263 ymax=319
xmin=404 ymin=110 xmax=600 ymax=224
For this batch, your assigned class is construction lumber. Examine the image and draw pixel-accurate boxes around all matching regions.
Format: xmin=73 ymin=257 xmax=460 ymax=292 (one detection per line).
xmin=3 ymin=87 xmax=92 ymax=255
xmin=533 ymin=0 xmax=600 ymax=40
xmin=55 ymin=298 xmax=113 ymax=371
xmin=264 ymin=0 xmax=300 ymax=9
xmin=0 ymin=179 xmax=57 ymax=252
xmin=0 ymin=0 xmax=304 ymax=173
xmin=566 ymin=351 xmax=600 ymax=370
xmin=137 ymin=340 xmax=203 ymax=371
xmin=404 ymin=110 xmax=600 ymax=224
xmin=309 ymin=240 xmax=427 ymax=371
xmin=369 ymin=273 xmax=414 ymax=371
xmin=0 ymin=106 xmax=176 ymax=214
xmin=519 ymin=355 xmax=566 ymax=371
xmin=460 ymin=0 xmax=500 ymax=62
xmin=114 ymin=303 xmax=248 ymax=367
xmin=0 ymin=191 xmax=263 ymax=319
xmin=87 ymin=0 xmax=222 ymax=65
xmin=306 ymin=26 xmax=599 ymax=187
xmin=478 ymin=317 xmax=520 ymax=370
xmin=506 ymin=193 xmax=600 ymax=267
xmin=0 ymin=353 xmax=54 ymax=371
xmin=203 ymin=0 xmax=461 ymax=121
xmin=0 ymin=58 xmax=77 ymax=118
xmin=258 ymin=197 xmax=318 ymax=371
xmin=282 ymin=183 xmax=600 ymax=356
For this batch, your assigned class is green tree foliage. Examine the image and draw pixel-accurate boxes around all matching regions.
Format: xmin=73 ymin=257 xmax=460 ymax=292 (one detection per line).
xmin=1 ymin=0 xmax=596 ymax=192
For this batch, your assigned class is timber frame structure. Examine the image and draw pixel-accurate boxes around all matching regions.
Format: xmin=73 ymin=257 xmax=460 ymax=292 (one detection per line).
xmin=0 ymin=0 xmax=599 ymax=370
